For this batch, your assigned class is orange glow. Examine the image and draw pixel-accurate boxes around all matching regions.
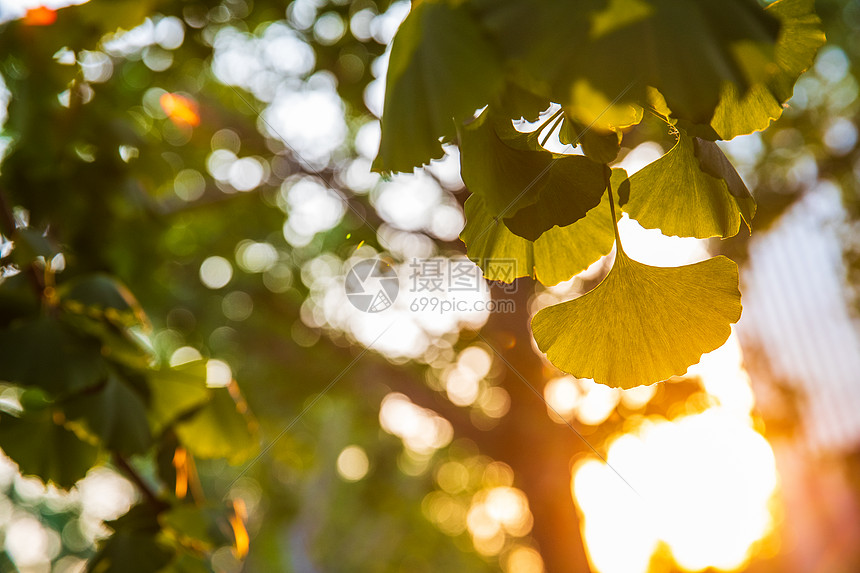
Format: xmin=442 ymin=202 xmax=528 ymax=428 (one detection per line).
xmin=160 ymin=93 xmax=200 ymax=127
xmin=571 ymin=334 xmax=779 ymax=573
xmin=172 ymin=447 xmax=188 ymax=499
xmin=230 ymin=498 xmax=250 ymax=558
xmin=24 ymin=7 xmax=57 ymax=26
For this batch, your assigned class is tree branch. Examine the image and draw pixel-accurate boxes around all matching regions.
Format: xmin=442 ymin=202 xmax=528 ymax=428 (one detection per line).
xmin=112 ymin=452 xmax=169 ymax=513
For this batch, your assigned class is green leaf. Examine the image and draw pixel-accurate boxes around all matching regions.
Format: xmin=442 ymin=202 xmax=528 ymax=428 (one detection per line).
xmin=496 ymin=82 xmax=550 ymax=123
xmin=0 ymin=317 xmax=107 ymax=395
xmin=707 ymin=0 xmax=825 ymax=139
xmin=175 ymin=387 xmax=258 ymax=465
xmin=59 ymin=274 xmax=147 ymax=327
xmin=64 ymin=372 xmax=153 ymax=456
xmin=461 ymin=170 xmax=627 ymax=286
xmin=620 ymin=131 xmax=754 ymax=239
xmin=0 ymin=392 xmax=100 ymax=489
xmin=531 ymin=249 xmax=742 ymax=388
xmin=568 ymin=0 xmax=781 ymax=124
xmin=59 ymin=274 xmax=154 ymax=369
xmin=559 ymin=116 xmax=623 ymax=164
xmin=147 ymin=361 xmax=210 ymax=435
xmin=89 ymin=504 xmax=174 ymax=573
xmin=374 ymin=0 xmax=504 ymax=173
xmin=159 ymin=504 xmax=231 ymax=550
xmin=460 ymin=110 xmax=607 ymax=240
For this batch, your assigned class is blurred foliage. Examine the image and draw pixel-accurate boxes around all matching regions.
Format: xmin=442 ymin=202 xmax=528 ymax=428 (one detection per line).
xmin=0 ymin=0 xmax=856 ymax=572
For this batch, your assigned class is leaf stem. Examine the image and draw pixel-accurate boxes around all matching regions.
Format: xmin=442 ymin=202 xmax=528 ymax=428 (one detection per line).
xmin=606 ymin=169 xmax=625 ymax=256
xmin=539 ymin=113 xmax=565 ymax=148
xmin=534 ymin=107 xmax=563 ymax=134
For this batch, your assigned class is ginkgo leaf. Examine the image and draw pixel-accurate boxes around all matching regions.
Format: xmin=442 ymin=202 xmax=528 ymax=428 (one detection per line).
xmin=620 ymin=131 xmax=755 ymax=238
xmin=460 ymin=109 xmax=607 ymax=240
xmin=559 ymin=115 xmax=623 ymax=164
xmin=496 ymin=82 xmax=551 ymax=123
xmin=461 ymin=170 xmax=627 ymax=286
xmin=531 ymin=249 xmax=741 ymax=388
xmin=373 ymin=0 xmax=504 ymax=173
xmin=568 ymin=0 xmax=781 ymax=124
xmin=706 ymin=0 xmax=825 ymax=139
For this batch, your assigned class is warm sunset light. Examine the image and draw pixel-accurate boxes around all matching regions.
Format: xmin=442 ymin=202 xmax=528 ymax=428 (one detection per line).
xmin=23 ymin=7 xmax=57 ymax=26
xmin=571 ymin=336 xmax=779 ymax=573
xmin=160 ymin=92 xmax=200 ymax=127
xmin=0 ymin=1 xmax=850 ymax=572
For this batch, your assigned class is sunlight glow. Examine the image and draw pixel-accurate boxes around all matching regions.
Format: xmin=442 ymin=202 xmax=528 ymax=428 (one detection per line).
xmin=336 ymin=445 xmax=370 ymax=482
xmin=572 ymin=336 xmax=779 ymax=573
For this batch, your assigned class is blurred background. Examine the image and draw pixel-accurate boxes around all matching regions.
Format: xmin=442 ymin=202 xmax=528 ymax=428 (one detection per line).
xmin=0 ymin=0 xmax=859 ymax=572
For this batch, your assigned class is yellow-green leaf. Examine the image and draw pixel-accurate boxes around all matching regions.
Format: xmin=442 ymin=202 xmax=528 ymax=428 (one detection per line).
xmin=620 ymin=131 xmax=754 ymax=238
xmin=707 ymin=0 xmax=825 ymax=139
xmin=461 ymin=170 xmax=626 ymax=286
xmin=175 ymin=387 xmax=258 ymax=465
xmin=460 ymin=109 xmax=607 ymax=240
xmin=531 ymin=249 xmax=741 ymax=388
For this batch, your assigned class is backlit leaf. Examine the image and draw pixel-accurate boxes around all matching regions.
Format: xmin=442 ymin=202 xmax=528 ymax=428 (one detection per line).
xmin=147 ymin=361 xmax=210 ymax=434
xmin=461 ymin=170 xmax=627 ymax=286
xmin=568 ymin=0 xmax=781 ymax=124
xmin=460 ymin=110 xmax=607 ymax=240
xmin=532 ymin=249 xmax=742 ymax=388
xmin=620 ymin=131 xmax=755 ymax=238
xmin=175 ymin=386 xmax=258 ymax=465
xmin=374 ymin=0 xmax=504 ymax=173
xmin=559 ymin=116 xmax=623 ymax=164
xmin=707 ymin=0 xmax=825 ymax=139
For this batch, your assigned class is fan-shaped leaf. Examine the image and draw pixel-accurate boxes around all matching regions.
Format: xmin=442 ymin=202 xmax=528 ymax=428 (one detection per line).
xmin=461 ymin=170 xmax=627 ymax=286
xmin=569 ymin=0 xmax=781 ymax=124
xmin=460 ymin=110 xmax=607 ymax=240
xmin=532 ymin=249 xmax=741 ymax=388
xmin=707 ymin=0 xmax=825 ymax=139
xmin=374 ymin=1 xmax=504 ymax=173
xmin=620 ymin=131 xmax=755 ymax=238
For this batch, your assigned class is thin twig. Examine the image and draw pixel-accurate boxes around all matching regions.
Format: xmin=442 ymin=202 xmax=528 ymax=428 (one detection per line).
xmin=113 ymin=452 xmax=169 ymax=512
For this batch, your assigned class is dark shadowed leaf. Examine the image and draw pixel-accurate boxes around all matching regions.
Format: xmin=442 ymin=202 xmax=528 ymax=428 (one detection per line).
xmin=559 ymin=116 xmax=623 ymax=163
xmin=461 ymin=170 xmax=627 ymax=286
xmin=0 ymin=317 xmax=106 ymax=395
xmin=0 ymin=390 xmax=100 ymax=489
xmin=89 ymin=504 xmax=174 ymax=573
xmin=64 ymin=371 xmax=153 ymax=456
xmin=460 ymin=110 xmax=607 ymax=240
xmin=374 ymin=1 xmax=504 ymax=173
